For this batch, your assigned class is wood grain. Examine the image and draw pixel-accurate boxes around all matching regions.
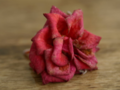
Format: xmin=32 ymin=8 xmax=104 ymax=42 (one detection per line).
xmin=0 ymin=0 xmax=120 ymax=90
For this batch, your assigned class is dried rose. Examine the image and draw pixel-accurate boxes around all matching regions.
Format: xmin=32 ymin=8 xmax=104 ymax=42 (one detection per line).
xmin=29 ymin=6 xmax=101 ymax=84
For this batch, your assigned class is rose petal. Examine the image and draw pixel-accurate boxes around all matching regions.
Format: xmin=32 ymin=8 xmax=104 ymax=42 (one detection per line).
xmin=44 ymin=13 xmax=68 ymax=38
xmin=66 ymin=9 xmax=84 ymax=39
xmin=62 ymin=37 xmax=74 ymax=60
xmin=52 ymin=37 xmax=69 ymax=66
xmin=78 ymin=30 xmax=101 ymax=49
xmin=41 ymin=71 xmax=64 ymax=84
xmin=75 ymin=48 xmax=94 ymax=59
xmin=74 ymin=55 xmax=98 ymax=70
xmin=43 ymin=6 xmax=68 ymax=28
xmin=44 ymin=49 xmax=70 ymax=75
xmin=74 ymin=56 xmax=90 ymax=70
xmin=69 ymin=38 xmax=74 ymax=60
xmin=55 ymin=63 xmax=76 ymax=81
xmin=32 ymin=26 xmax=52 ymax=55
xmin=89 ymin=66 xmax=98 ymax=71
xmin=50 ymin=6 xmax=68 ymax=18
xmin=92 ymin=46 xmax=100 ymax=53
xmin=29 ymin=43 xmax=45 ymax=74
xmin=62 ymin=37 xmax=69 ymax=53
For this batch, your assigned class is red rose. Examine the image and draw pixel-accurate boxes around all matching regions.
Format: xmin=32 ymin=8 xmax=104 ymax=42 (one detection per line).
xmin=29 ymin=6 xmax=101 ymax=84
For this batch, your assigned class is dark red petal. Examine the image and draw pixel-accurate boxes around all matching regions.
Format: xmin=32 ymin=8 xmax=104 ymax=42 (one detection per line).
xmin=69 ymin=38 xmax=74 ymax=60
xmin=52 ymin=37 xmax=69 ymax=66
xmin=66 ymin=10 xmax=84 ymax=39
xmin=78 ymin=30 xmax=101 ymax=49
xmin=43 ymin=6 xmax=68 ymax=28
xmin=74 ymin=55 xmax=98 ymax=70
xmin=44 ymin=13 xmax=68 ymax=38
xmin=55 ymin=63 xmax=76 ymax=81
xmin=75 ymin=48 xmax=94 ymax=59
xmin=50 ymin=6 xmax=68 ymax=18
xmin=41 ymin=71 xmax=64 ymax=84
xmin=62 ymin=37 xmax=69 ymax=53
xmin=29 ymin=43 xmax=45 ymax=74
xmin=74 ymin=56 xmax=90 ymax=70
xmin=32 ymin=26 xmax=52 ymax=55
xmin=44 ymin=49 xmax=70 ymax=75
xmin=62 ymin=37 xmax=74 ymax=60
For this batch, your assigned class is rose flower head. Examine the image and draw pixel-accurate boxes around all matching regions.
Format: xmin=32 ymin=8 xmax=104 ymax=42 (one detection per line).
xmin=29 ymin=6 xmax=101 ymax=84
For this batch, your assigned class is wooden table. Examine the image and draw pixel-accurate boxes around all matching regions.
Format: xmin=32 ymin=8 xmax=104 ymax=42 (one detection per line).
xmin=0 ymin=0 xmax=120 ymax=90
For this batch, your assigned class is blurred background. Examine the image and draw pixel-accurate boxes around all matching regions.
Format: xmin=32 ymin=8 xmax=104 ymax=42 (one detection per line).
xmin=1 ymin=0 xmax=120 ymax=46
xmin=0 ymin=0 xmax=120 ymax=90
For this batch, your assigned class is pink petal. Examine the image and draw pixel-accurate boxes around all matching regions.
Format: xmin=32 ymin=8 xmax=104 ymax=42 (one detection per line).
xmin=41 ymin=71 xmax=64 ymax=84
xmin=66 ymin=9 xmax=84 ymax=39
xmin=44 ymin=13 xmax=68 ymax=38
xmin=69 ymin=38 xmax=74 ymax=60
xmin=62 ymin=37 xmax=69 ymax=53
xmin=62 ymin=37 xmax=74 ymax=60
xmin=43 ymin=6 xmax=68 ymax=28
xmin=55 ymin=63 xmax=76 ymax=81
xmin=89 ymin=66 xmax=98 ymax=71
xmin=50 ymin=6 xmax=68 ymax=18
xmin=52 ymin=37 xmax=69 ymax=66
xmin=29 ymin=43 xmax=45 ymax=74
xmin=92 ymin=46 xmax=100 ymax=53
xmin=32 ymin=26 xmax=52 ymax=55
xmin=74 ymin=55 xmax=98 ymax=70
xmin=74 ymin=48 xmax=94 ymax=59
xmin=74 ymin=56 xmax=90 ymax=70
xmin=44 ymin=49 xmax=70 ymax=75
xmin=78 ymin=30 xmax=101 ymax=49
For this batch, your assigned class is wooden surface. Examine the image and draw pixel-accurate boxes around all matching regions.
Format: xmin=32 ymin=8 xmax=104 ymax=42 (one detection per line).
xmin=0 ymin=0 xmax=120 ymax=90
